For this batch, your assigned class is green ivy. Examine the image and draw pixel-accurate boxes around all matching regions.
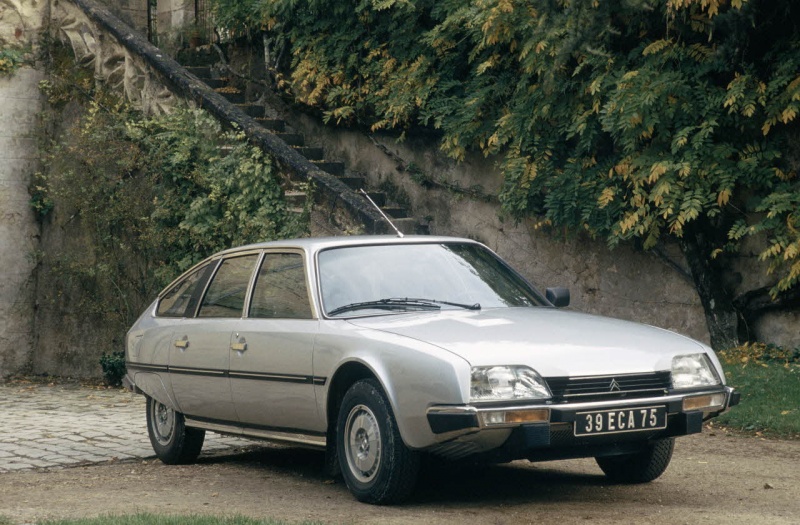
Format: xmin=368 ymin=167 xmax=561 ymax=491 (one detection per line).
xmin=212 ymin=0 xmax=800 ymax=301
xmin=0 ymin=45 xmax=26 ymax=76
xmin=36 ymin=84 xmax=308 ymax=336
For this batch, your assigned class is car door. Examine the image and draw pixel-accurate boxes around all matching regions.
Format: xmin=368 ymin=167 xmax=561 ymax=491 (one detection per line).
xmin=169 ymin=253 xmax=259 ymax=422
xmin=229 ymin=251 xmax=322 ymax=433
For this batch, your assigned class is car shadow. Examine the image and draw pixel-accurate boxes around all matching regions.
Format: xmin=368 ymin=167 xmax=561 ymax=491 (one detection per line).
xmin=196 ymin=445 xmax=620 ymax=505
xmin=414 ymin=460 xmax=610 ymax=506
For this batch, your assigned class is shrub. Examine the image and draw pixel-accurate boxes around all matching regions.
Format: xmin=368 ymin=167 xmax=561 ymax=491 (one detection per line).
xmin=99 ymin=351 xmax=127 ymax=387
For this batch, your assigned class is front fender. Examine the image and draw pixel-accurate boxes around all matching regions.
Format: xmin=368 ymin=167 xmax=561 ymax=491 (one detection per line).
xmin=316 ymin=321 xmax=471 ymax=449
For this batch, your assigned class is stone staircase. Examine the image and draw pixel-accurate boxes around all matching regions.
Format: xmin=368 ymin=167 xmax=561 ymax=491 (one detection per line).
xmin=181 ymin=56 xmax=428 ymax=236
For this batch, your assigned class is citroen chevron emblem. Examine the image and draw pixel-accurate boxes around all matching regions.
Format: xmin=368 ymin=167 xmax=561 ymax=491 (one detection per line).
xmin=609 ymin=378 xmax=621 ymax=392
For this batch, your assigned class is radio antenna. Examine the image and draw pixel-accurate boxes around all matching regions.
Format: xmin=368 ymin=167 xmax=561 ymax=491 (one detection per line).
xmin=359 ymin=188 xmax=404 ymax=238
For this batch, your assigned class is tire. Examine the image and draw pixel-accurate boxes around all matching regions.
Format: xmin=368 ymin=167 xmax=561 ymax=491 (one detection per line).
xmin=596 ymin=438 xmax=675 ymax=483
xmin=337 ymin=379 xmax=420 ymax=504
xmin=146 ymin=396 xmax=205 ymax=465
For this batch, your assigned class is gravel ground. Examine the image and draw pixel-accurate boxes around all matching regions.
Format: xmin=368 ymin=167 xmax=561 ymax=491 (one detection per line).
xmin=1 ymin=429 xmax=798 ymax=525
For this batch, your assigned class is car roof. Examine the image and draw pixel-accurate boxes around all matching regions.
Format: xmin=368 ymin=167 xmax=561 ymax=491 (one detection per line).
xmin=216 ymin=235 xmax=482 ymax=257
xmin=157 ymin=235 xmax=487 ymax=299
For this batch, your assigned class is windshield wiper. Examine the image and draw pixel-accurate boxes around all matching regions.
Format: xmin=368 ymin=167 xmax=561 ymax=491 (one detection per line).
xmin=327 ymin=297 xmax=480 ymax=317
xmin=397 ymin=297 xmax=481 ymax=311
xmin=327 ymin=298 xmax=442 ymax=317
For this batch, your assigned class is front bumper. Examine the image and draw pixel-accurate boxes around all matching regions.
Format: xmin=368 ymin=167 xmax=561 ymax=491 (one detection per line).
xmin=426 ymin=386 xmax=739 ymax=459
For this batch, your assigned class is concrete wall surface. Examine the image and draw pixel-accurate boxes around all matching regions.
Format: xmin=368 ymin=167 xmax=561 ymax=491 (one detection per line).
xmin=0 ymin=67 xmax=44 ymax=377
xmin=284 ymin=111 xmax=708 ymax=345
xmin=0 ymin=0 xmax=46 ymax=377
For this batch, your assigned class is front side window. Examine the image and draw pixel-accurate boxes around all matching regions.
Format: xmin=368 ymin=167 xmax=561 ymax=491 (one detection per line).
xmin=198 ymin=255 xmax=258 ymax=318
xmin=318 ymin=243 xmax=545 ymax=317
xmin=156 ymin=263 xmax=213 ymax=318
xmin=249 ymin=253 xmax=312 ymax=319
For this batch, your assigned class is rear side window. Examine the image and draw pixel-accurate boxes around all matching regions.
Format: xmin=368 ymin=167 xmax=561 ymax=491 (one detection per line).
xmin=249 ymin=253 xmax=313 ymax=319
xmin=198 ymin=255 xmax=259 ymax=318
xmin=156 ymin=263 xmax=214 ymax=318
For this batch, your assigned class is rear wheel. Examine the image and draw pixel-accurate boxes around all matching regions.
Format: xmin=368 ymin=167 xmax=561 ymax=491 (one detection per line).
xmin=146 ymin=396 xmax=205 ymax=465
xmin=337 ymin=379 xmax=420 ymax=504
xmin=596 ymin=438 xmax=675 ymax=483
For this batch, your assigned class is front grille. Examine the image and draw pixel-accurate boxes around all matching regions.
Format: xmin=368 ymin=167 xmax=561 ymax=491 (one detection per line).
xmin=546 ymin=371 xmax=671 ymax=403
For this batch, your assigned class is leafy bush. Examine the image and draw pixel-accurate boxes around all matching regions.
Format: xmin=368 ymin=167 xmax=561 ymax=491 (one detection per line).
xmin=34 ymin=46 xmax=309 ymax=355
xmin=99 ymin=351 xmax=127 ymax=387
xmin=210 ymin=0 xmax=800 ymax=349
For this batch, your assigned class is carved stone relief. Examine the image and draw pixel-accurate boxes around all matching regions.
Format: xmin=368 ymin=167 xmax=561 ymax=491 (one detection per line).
xmin=51 ymin=0 xmax=181 ymax=115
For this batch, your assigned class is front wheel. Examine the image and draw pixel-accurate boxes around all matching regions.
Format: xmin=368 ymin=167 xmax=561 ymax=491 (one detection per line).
xmin=337 ymin=379 xmax=420 ymax=504
xmin=146 ymin=396 xmax=205 ymax=465
xmin=596 ymin=438 xmax=674 ymax=483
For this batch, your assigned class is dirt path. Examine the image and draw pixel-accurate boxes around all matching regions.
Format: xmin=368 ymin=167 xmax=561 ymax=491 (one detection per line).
xmin=1 ymin=429 xmax=798 ymax=524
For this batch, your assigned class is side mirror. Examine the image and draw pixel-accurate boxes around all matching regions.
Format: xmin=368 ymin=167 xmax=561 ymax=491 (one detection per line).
xmin=545 ymin=287 xmax=570 ymax=308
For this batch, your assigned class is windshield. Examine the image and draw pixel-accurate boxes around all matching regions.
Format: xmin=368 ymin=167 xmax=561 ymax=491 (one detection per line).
xmin=318 ymin=243 xmax=545 ymax=317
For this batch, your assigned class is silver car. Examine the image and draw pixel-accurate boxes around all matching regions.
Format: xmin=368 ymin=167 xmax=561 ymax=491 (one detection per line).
xmin=124 ymin=235 xmax=739 ymax=504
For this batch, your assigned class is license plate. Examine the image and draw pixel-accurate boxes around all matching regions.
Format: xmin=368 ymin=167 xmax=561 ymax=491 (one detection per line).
xmin=574 ymin=406 xmax=667 ymax=436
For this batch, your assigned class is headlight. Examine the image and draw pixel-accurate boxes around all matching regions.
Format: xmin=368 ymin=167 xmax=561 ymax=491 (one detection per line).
xmin=470 ymin=366 xmax=551 ymax=402
xmin=671 ymin=353 xmax=721 ymax=389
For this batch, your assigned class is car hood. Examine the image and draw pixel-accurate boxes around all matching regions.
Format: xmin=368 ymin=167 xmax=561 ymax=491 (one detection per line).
xmin=347 ymin=308 xmax=709 ymax=377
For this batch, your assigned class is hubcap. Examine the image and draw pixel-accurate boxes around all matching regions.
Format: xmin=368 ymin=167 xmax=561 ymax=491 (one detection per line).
xmin=150 ymin=400 xmax=175 ymax=445
xmin=344 ymin=404 xmax=381 ymax=483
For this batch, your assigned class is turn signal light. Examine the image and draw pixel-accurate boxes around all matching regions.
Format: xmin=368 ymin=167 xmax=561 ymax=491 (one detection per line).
xmin=683 ymin=393 xmax=726 ymax=411
xmin=480 ymin=408 xmax=550 ymax=426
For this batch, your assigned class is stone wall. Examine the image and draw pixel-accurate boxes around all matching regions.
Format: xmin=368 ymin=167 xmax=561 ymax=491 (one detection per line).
xmin=101 ymin=0 xmax=148 ymax=34
xmin=0 ymin=2 xmax=47 ymax=378
xmin=0 ymin=67 xmax=44 ymax=378
xmin=284 ymin=112 xmax=713 ymax=343
xmin=278 ymin=108 xmax=800 ymax=348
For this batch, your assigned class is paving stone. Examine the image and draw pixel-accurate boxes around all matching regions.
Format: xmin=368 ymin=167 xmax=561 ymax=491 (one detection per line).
xmin=0 ymin=382 xmax=250 ymax=472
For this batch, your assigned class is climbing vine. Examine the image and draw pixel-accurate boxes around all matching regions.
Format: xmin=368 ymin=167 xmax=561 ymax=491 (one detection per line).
xmin=0 ymin=45 xmax=26 ymax=76
xmin=34 ymin=45 xmax=308 ymax=340
xmin=212 ymin=0 xmax=800 ymax=349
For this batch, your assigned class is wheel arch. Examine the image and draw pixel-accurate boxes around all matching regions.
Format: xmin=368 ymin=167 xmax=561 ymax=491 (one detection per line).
xmin=326 ymin=360 xmax=382 ymax=437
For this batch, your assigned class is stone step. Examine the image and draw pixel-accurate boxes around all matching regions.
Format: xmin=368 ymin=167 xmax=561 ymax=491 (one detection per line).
xmin=275 ymin=132 xmax=305 ymax=146
xmin=336 ymin=176 xmax=366 ymax=190
xmin=284 ymin=190 xmax=307 ymax=207
xmin=218 ymin=90 xmax=245 ymax=104
xmin=203 ymin=77 xmax=228 ymax=89
xmin=313 ymin=161 xmax=345 ymax=177
xmin=255 ymin=118 xmax=286 ymax=132
xmin=365 ymin=192 xmax=386 ymax=207
xmin=293 ymin=146 xmax=324 ymax=160
xmin=391 ymin=217 xmax=422 ymax=235
xmin=235 ymin=104 xmax=264 ymax=118
xmin=176 ymin=46 xmax=218 ymax=67
xmin=382 ymin=206 xmax=408 ymax=219
xmin=184 ymin=66 xmax=211 ymax=78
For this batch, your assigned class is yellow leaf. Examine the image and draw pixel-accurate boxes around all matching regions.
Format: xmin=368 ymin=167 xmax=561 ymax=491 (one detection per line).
xmin=781 ymin=106 xmax=797 ymax=124
xmin=643 ymin=39 xmax=672 ymax=56
xmin=598 ymin=187 xmax=615 ymax=208
xmin=717 ymin=188 xmax=731 ymax=206
xmin=648 ymin=163 xmax=668 ymax=184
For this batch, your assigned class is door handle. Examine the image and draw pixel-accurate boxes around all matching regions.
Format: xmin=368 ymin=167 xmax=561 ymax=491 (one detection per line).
xmin=231 ymin=341 xmax=247 ymax=352
xmin=174 ymin=337 xmax=189 ymax=349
